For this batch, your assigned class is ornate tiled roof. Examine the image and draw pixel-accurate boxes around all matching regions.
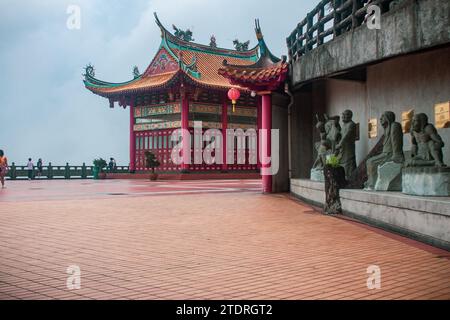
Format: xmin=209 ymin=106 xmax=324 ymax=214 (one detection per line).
xmin=218 ymin=61 xmax=288 ymax=90
xmin=84 ymin=13 xmax=260 ymax=98
xmin=218 ymin=20 xmax=288 ymax=92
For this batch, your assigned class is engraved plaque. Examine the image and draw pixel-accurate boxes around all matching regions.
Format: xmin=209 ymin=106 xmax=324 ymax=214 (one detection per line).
xmin=368 ymin=118 xmax=378 ymax=139
xmin=435 ymin=102 xmax=450 ymax=129
xmin=401 ymin=109 xmax=414 ymax=133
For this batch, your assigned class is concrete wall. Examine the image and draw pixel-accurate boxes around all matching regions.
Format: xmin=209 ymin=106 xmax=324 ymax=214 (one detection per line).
xmin=272 ymin=93 xmax=290 ymax=192
xmin=290 ymin=81 xmax=327 ymax=179
xmin=325 ymin=47 xmax=450 ymax=166
xmin=291 ymin=0 xmax=450 ymax=86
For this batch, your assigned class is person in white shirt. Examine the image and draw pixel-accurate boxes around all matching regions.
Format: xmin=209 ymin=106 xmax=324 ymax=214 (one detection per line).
xmin=27 ymin=158 xmax=34 ymax=180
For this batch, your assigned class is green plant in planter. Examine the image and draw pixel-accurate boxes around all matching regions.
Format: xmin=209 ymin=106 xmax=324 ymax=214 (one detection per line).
xmin=93 ymin=158 xmax=107 ymax=179
xmin=145 ymin=151 xmax=160 ymax=179
xmin=326 ymin=154 xmax=340 ymax=168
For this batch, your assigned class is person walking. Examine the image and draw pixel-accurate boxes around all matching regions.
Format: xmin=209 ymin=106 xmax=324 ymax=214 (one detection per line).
xmin=0 ymin=150 xmax=8 ymax=189
xmin=108 ymin=158 xmax=114 ymax=173
xmin=37 ymin=158 xmax=43 ymax=179
xmin=27 ymin=158 xmax=34 ymax=180
xmin=112 ymin=158 xmax=117 ymax=172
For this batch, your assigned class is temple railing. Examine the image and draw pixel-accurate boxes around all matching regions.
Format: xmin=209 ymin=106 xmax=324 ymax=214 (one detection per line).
xmin=5 ymin=163 xmax=130 ymax=180
xmin=286 ymin=0 xmax=396 ymax=61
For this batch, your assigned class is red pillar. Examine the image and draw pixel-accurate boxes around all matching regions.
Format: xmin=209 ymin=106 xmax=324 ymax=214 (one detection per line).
xmin=181 ymin=92 xmax=190 ymax=172
xmin=256 ymin=96 xmax=262 ymax=170
xmin=221 ymin=98 xmax=228 ymax=172
xmin=261 ymin=93 xmax=272 ymax=193
xmin=129 ymin=99 xmax=136 ymax=173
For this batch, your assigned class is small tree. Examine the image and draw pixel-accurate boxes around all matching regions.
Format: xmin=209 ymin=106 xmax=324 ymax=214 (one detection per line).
xmin=144 ymin=151 xmax=160 ymax=174
xmin=93 ymin=158 xmax=107 ymax=172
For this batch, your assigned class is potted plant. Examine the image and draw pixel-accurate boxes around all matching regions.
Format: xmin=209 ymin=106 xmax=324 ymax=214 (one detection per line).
xmin=93 ymin=158 xmax=107 ymax=180
xmin=144 ymin=151 xmax=160 ymax=181
xmin=323 ymin=155 xmax=347 ymax=215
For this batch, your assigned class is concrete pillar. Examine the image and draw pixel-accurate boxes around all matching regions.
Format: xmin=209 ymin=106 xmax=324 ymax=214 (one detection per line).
xmin=129 ymin=100 xmax=136 ymax=173
xmin=261 ymin=93 xmax=272 ymax=193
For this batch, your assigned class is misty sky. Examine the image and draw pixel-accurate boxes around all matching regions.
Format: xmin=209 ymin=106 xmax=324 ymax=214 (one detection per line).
xmin=0 ymin=0 xmax=313 ymax=165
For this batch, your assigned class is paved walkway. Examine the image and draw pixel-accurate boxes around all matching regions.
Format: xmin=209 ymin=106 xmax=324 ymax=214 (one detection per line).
xmin=0 ymin=180 xmax=449 ymax=300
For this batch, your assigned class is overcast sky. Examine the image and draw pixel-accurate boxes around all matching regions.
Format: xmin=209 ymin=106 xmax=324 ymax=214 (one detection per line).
xmin=0 ymin=0 xmax=313 ymax=165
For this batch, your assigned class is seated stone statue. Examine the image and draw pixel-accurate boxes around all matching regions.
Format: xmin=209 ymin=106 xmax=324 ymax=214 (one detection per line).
xmin=365 ymin=111 xmax=405 ymax=190
xmin=406 ymin=113 xmax=446 ymax=167
xmin=336 ymin=110 xmax=357 ymax=180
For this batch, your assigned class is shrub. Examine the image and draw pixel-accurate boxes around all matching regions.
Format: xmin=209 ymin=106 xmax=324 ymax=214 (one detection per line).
xmin=326 ymin=155 xmax=340 ymax=168
xmin=93 ymin=158 xmax=107 ymax=172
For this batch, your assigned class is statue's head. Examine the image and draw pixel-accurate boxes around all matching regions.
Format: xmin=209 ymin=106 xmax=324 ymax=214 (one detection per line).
xmin=342 ymin=110 xmax=353 ymax=123
xmin=380 ymin=111 xmax=395 ymax=128
xmin=412 ymin=113 xmax=428 ymax=132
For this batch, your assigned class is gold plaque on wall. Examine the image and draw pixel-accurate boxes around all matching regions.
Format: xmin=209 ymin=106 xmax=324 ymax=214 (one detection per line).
xmin=401 ymin=109 xmax=414 ymax=133
xmin=435 ymin=102 xmax=450 ymax=129
xmin=368 ymin=118 xmax=378 ymax=139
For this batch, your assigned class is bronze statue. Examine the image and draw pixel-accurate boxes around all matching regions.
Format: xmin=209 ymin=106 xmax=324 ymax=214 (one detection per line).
xmin=406 ymin=113 xmax=446 ymax=167
xmin=336 ymin=110 xmax=357 ymax=180
xmin=365 ymin=111 xmax=404 ymax=190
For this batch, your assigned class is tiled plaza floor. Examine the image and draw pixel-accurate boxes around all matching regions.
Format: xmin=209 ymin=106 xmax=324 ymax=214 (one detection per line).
xmin=0 ymin=179 xmax=449 ymax=300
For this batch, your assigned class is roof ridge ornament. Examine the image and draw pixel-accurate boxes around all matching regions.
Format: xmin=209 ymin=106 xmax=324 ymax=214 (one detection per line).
xmin=210 ymin=35 xmax=217 ymax=48
xmin=172 ymin=24 xmax=194 ymax=42
xmin=83 ymin=63 xmax=95 ymax=80
xmin=255 ymin=19 xmax=263 ymax=40
xmin=233 ymin=39 xmax=250 ymax=52
xmin=133 ymin=66 xmax=140 ymax=79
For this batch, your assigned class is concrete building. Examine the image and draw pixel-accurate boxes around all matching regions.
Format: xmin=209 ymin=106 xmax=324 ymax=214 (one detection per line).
xmin=286 ymin=0 xmax=450 ymax=250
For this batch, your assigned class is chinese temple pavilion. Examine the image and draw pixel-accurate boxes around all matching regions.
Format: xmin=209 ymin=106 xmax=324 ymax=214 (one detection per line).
xmin=84 ymin=14 xmax=287 ymax=192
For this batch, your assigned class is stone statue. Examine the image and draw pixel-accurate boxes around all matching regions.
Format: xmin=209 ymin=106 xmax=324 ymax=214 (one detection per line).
xmin=312 ymin=114 xmax=341 ymax=170
xmin=406 ymin=113 xmax=446 ymax=167
xmin=312 ymin=115 xmax=329 ymax=171
xmin=311 ymin=114 xmax=341 ymax=182
xmin=365 ymin=111 xmax=405 ymax=190
xmin=336 ymin=110 xmax=357 ymax=180
xmin=403 ymin=113 xmax=449 ymax=196
xmin=325 ymin=115 xmax=341 ymax=154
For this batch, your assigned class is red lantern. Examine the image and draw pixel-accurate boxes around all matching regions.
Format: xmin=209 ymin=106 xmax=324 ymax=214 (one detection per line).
xmin=227 ymin=88 xmax=240 ymax=113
